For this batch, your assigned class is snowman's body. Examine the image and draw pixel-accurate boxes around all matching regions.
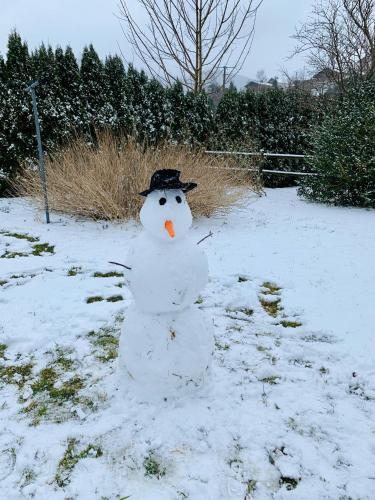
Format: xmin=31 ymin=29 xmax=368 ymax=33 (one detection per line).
xmin=118 ymin=180 xmax=213 ymax=399
xmin=127 ymin=233 xmax=208 ymax=313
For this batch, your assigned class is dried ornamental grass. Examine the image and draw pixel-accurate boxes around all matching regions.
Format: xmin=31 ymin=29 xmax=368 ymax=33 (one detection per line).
xmin=16 ymin=133 xmax=260 ymax=221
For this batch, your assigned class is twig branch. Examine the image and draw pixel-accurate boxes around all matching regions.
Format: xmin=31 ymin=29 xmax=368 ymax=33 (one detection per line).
xmin=197 ymin=231 xmax=213 ymax=245
xmin=109 ymin=261 xmax=132 ymax=270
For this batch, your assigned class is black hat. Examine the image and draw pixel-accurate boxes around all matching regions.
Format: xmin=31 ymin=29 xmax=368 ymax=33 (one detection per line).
xmin=139 ymin=169 xmax=197 ymax=197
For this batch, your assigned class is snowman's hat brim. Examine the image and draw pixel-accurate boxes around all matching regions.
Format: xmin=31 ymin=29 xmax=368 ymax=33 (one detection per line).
xmin=139 ymin=169 xmax=197 ymax=197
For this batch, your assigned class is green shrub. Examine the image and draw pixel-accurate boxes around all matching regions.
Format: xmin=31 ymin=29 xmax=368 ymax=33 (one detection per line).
xmin=299 ymin=81 xmax=375 ymax=208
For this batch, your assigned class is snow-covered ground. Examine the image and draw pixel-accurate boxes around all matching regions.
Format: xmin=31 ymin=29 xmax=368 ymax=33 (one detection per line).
xmin=0 ymin=188 xmax=374 ymax=499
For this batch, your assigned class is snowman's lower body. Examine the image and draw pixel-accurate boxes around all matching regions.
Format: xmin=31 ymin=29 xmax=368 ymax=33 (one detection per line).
xmin=118 ymin=304 xmax=213 ymax=399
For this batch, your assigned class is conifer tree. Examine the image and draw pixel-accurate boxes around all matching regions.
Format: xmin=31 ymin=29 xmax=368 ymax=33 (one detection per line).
xmin=123 ymin=65 xmax=149 ymax=137
xmin=185 ymin=91 xmax=213 ymax=144
xmin=55 ymin=46 xmax=83 ymax=130
xmin=165 ymin=81 xmax=187 ymax=142
xmin=0 ymin=54 xmax=9 ymax=192
xmin=80 ymin=44 xmax=108 ymax=130
xmin=214 ymin=87 xmax=250 ymax=149
xmin=30 ymin=43 xmax=67 ymax=149
xmin=104 ymin=55 xmax=129 ymax=131
xmin=2 ymin=32 xmax=34 ymax=182
xmin=140 ymin=78 xmax=168 ymax=144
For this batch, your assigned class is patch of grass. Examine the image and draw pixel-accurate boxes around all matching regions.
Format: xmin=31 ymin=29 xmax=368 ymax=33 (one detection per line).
xmin=259 ymin=375 xmax=280 ymax=385
xmin=246 ymin=479 xmax=257 ymax=495
xmin=348 ymin=383 xmax=374 ymax=401
xmin=22 ymin=400 xmax=38 ymax=414
xmin=54 ymin=347 xmax=75 ymax=371
xmin=0 ymin=231 xmax=39 ymax=242
xmin=0 ymin=362 xmax=33 ymax=388
xmin=55 ymin=438 xmax=103 ymax=488
xmin=25 ymin=370 xmax=86 ymax=425
xmin=1 ymin=250 xmax=29 ymax=259
xmin=86 ymin=296 xmax=104 ymax=304
xmin=144 ymin=453 xmax=166 ymax=479
xmin=256 ymin=345 xmax=270 ymax=352
xmin=195 ymin=295 xmax=204 ymax=304
xmin=20 ymin=467 xmax=37 ymax=488
xmin=262 ymin=281 xmax=281 ymax=295
xmin=50 ymin=376 xmax=84 ymax=401
xmin=36 ymin=404 xmax=48 ymax=417
xmin=67 ymin=266 xmax=82 ymax=276
xmin=31 ymin=367 xmax=84 ymax=401
xmin=215 ymin=341 xmax=230 ymax=351
xmin=319 ymin=366 xmax=329 ymax=375
xmin=279 ymin=320 xmax=302 ymax=328
xmin=0 ymin=343 xmax=7 ymax=359
xmin=115 ymin=282 xmax=124 ymax=288
xmin=259 ymin=298 xmax=282 ymax=317
xmin=94 ymin=334 xmax=119 ymax=361
xmin=107 ymin=295 xmax=123 ymax=303
xmin=31 ymin=367 xmax=58 ymax=394
xmin=93 ymin=271 xmax=124 ymax=278
xmin=32 ymin=243 xmax=55 ymax=256
xmin=291 ymin=359 xmax=313 ymax=368
xmin=97 ymin=350 xmax=118 ymax=363
xmin=0 ymin=280 xmax=8 ymax=286
xmin=89 ymin=326 xmax=119 ymax=363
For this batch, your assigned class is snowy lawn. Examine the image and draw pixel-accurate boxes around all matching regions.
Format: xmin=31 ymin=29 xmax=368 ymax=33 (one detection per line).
xmin=0 ymin=188 xmax=374 ymax=499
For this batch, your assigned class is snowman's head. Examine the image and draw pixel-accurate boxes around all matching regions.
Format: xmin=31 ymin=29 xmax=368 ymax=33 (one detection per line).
xmin=140 ymin=189 xmax=193 ymax=242
xmin=139 ymin=169 xmax=197 ymax=242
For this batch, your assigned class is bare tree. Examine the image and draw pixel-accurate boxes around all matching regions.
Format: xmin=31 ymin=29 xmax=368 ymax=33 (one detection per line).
xmin=293 ymin=0 xmax=375 ymax=93
xmin=118 ymin=0 xmax=263 ymax=93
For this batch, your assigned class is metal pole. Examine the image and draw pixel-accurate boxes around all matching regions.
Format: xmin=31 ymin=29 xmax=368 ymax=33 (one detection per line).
xmin=223 ymin=66 xmax=227 ymax=90
xmin=219 ymin=65 xmax=235 ymax=91
xmin=26 ymin=80 xmax=50 ymax=223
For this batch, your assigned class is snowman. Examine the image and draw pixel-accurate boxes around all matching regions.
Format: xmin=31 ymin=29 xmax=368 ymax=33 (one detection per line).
xmin=118 ymin=169 xmax=213 ymax=399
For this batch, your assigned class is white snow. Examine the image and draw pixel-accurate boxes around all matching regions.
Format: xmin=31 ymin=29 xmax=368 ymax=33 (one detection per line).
xmin=0 ymin=188 xmax=374 ymax=499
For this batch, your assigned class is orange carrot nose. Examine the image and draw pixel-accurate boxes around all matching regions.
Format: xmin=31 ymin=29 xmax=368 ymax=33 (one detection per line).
xmin=165 ymin=220 xmax=175 ymax=238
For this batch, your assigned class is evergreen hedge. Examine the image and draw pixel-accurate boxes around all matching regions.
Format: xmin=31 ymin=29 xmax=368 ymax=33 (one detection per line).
xmin=298 ymin=81 xmax=375 ymax=208
xmin=0 ymin=31 xmax=325 ymax=194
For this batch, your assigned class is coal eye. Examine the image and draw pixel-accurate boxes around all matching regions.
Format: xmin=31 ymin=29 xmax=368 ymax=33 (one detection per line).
xmin=159 ymin=197 xmax=167 ymax=206
xmin=176 ymin=195 xmax=182 ymax=204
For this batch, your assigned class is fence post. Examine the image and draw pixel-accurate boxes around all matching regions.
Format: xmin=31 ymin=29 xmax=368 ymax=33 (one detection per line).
xmin=26 ymin=80 xmax=50 ymax=224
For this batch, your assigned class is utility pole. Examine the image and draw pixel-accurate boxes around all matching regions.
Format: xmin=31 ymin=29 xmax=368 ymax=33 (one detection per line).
xmin=26 ymin=80 xmax=50 ymax=224
xmin=220 ymin=65 xmax=235 ymax=91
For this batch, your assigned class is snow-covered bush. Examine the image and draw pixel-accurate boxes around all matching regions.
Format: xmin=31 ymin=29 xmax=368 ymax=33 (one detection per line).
xmin=298 ymin=81 xmax=375 ymax=208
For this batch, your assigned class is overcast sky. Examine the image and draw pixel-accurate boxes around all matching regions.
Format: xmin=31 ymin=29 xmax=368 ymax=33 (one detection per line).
xmin=0 ymin=0 xmax=314 ymax=80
